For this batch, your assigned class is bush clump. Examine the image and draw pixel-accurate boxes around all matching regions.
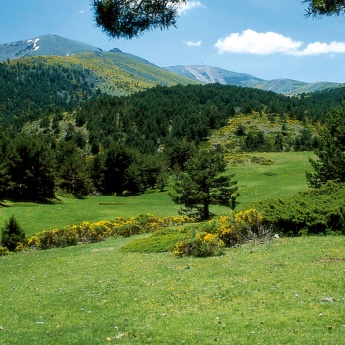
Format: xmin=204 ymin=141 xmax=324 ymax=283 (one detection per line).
xmin=174 ymin=208 xmax=270 ymax=257
xmin=255 ymin=181 xmax=345 ymax=236
xmin=0 ymin=245 xmax=9 ymax=256
xmin=174 ymin=228 xmax=225 ymax=257
xmin=1 ymin=215 xmax=26 ymax=251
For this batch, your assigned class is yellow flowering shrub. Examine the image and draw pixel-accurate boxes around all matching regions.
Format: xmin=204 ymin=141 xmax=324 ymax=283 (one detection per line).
xmin=217 ymin=209 xmax=268 ymax=246
xmin=27 ymin=214 xmax=194 ymax=251
xmin=14 ymin=242 xmax=25 ymax=252
xmin=0 ymin=245 xmax=9 ymax=256
xmin=174 ymin=229 xmax=224 ymax=257
xmin=27 ymin=235 xmax=40 ymax=247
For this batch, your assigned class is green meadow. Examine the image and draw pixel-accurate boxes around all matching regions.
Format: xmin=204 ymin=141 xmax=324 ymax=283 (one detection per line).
xmin=1 ymin=151 xmax=344 ymax=344
xmin=0 ymin=235 xmax=344 ymax=344
xmin=0 ymin=151 xmax=314 ymax=236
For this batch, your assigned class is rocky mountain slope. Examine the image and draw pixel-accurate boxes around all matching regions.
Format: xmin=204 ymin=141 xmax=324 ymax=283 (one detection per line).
xmin=0 ymin=34 xmax=102 ymax=60
xmin=164 ymin=65 xmax=342 ymax=95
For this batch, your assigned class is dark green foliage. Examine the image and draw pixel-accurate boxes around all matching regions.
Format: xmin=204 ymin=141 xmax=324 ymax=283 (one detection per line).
xmin=164 ymin=140 xmax=197 ymax=171
xmin=0 ymin=60 xmax=97 ymax=128
xmin=92 ymin=0 xmax=186 ymax=39
xmin=235 ymin=124 xmax=247 ymax=136
xmin=102 ymin=143 xmax=134 ymax=195
xmin=75 ymin=83 xmax=345 ymax=156
xmin=171 ymin=149 xmax=238 ymax=220
xmin=56 ymin=141 xmax=91 ymax=196
xmin=1 ymin=215 xmax=26 ymax=251
xmin=6 ymin=134 xmax=56 ymax=199
xmin=303 ymin=0 xmax=345 ymax=17
xmin=242 ymin=130 xmax=267 ymax=151
xmin=255 ymin=181 xmax=345 ymax=236
xmin=307 ymin=103 xmax=345 ymax=187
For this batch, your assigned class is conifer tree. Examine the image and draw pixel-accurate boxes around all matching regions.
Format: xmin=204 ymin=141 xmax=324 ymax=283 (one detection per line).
xmin=1 ymin=215 xmax=25 ymax=251
xmin=171 ymin=149 xmax=238 ymax=220
xmin=307 ymin=103 xmax=345 ymax=187
xmin=92 ymin=0 xmax=186 ymax=39
xmin=303 ymin=0 xmax=345 ymax=17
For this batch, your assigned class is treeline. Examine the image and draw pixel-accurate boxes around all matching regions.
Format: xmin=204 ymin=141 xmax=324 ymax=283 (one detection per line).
xmin=0 ymin=59 xmax=100 ymax=127
xmin=0 ymin=128 xmax=197 ymax=200
xmin=1 ymin=59 xmax=345 ymax=133
xmin=74 ymin=83 xmax=341 ymax=154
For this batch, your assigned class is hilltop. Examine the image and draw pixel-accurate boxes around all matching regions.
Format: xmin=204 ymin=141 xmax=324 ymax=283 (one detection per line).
xmin=1 ymin=34 xmax=343 ymax=97
xmin=164 ymin=65 xmax=343 ymax=95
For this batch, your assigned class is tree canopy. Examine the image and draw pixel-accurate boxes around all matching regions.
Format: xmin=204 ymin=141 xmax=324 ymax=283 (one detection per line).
xmin=92 ymin=0 xmax=186 ymax=39
xmin=306 ymin=102 xmax=345 ymax=187
xmin=303 ymin=0 xmax=345 ymax=17
xmin=171 ymin=149 xmax=238 ymax=220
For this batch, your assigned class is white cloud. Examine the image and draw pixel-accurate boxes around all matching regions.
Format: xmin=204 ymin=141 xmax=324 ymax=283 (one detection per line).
xmin=184 ymin=40 xmax=202 ymax=47
xmin=214 ymin=29 xmax=302 ymax=55
xmin=296 ymin=41 xmax=345 ymax=55
xmin=214 ymin=29 xmax=345 ymax=56
xmin=177 ymin=1 xmax=205 ymax=15
xmin=79 ymin=10 xmax=85 ymax=14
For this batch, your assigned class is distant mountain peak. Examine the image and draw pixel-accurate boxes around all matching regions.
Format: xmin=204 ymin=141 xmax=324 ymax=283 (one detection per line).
xmin=109 ymin=48 xmax=123 ymax=53
xmin=164 ymin=65 xmax=263 ymax=88
xmin=164 ymin=65 xmax=342 ymax=95
xmin=0 ymin=34 xmax=103 ymax=61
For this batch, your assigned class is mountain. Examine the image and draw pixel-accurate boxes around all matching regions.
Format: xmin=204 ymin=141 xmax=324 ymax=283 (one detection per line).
xmin=164 ymin=65 xmax=264 ymax=88
xmin=164 ymin=65 xmax=343 ymax=95
xmin=0 ymin=34 xmax=102 ymax=60
xmin=0 ymin=35 xmax=342 ymax=96
xmin=0 ymin=35 xmax=198 ymax=97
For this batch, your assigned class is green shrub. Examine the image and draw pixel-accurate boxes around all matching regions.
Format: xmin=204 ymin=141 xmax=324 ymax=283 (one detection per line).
xmin=255 ymin=181 xmax=345 ymax=236
xmin=1 ymin=215 xmax=26 ymax=251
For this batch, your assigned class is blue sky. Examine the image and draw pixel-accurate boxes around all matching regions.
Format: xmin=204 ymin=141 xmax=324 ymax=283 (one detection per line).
xmin=1 ymin=0 xmax=345 ymax=83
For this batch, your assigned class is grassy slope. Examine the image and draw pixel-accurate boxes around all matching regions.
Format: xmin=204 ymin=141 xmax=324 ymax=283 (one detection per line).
xmin=24 ymin=52 xmax=198 ymax=96
xmin=0 ymin=152 xmax=313 ymax=236
xmin=229 ymin=151 xmax=314 ymax=208
xmin=0 ymin=236 xmax=344 ymax=344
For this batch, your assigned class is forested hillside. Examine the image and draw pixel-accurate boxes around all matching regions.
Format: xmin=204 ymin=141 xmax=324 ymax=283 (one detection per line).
xmin=0 ymin=51 xmax=196 ymax=127
xmin=74 ymin=83 xmax=345 ymax=154
xmin=1 ymin=67 xmax=345 ymax=201
xmin=0 ymin=59 xmax=98 ymax=127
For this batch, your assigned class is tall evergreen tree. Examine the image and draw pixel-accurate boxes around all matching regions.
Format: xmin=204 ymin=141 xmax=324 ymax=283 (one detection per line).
xmin=56 ymin=141 xmax=91 ymax=195
xmin=171 ymin=149 xmax=238 ymax=220
xmin=307 ymin=103 xmax=345 ymax=187
xmin=7 ymin=134 xmax=55 ymax=199
xmin=1 ymin=215 xmax=26 ymax=251
xmin=103 ymin=143 xmax=133 ymax=195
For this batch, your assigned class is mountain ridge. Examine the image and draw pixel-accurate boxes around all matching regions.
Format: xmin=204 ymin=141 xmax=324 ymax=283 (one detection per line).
xmin=0 ymin=34 xmax=343 ymax=95
xmin=0 ymin=34 xmax=103 ymax=60
xmin=163 ymin=65 xmax=343 ymax=95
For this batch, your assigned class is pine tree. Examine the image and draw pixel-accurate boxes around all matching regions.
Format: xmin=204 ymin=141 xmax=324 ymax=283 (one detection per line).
xmin=92 ymin=0 xmax=186 ymax=39
xmin=1 ymin=215 xmax=26 ymax=251
xmin=307 ymin=103 xmax=345 ymax=187
xmin=171 ymin=149 xmax=238 ymax=220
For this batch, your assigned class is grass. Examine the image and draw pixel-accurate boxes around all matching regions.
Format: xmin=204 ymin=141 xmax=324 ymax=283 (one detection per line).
xmin=228 ymin=151 xmax=314 ymax=208
xmin=0 ymin=151 xmax=314 ymax=236
xmin=0 ymin=192 xmax=181 ymax=236
xmin=0 ymin=235 xmax=344 ymax=344
xmin=120 ymin=227 xmax=188 ymax=253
